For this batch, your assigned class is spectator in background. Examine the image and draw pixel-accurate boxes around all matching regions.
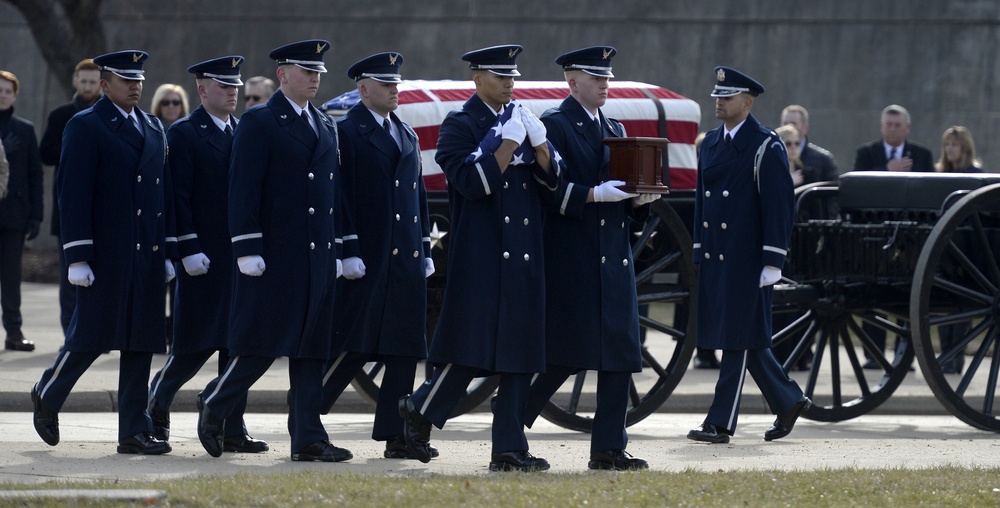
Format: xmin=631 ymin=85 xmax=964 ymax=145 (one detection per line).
xmin=853 ymin=104 xmax=932 ymax=369
xmin=0 ymin=69 xmax=43 ymax=352
xmin=853 ymin=104 xmax=933 ymax=173
xmin=243 ymin=76 xmax=275 ymax=111
xmin=934 ymin=125 xmax=982 ymax=374
xmin=780 ymin=105 xmax=839 ymax=183
xmin=151 ymin=83 xmax=189 ymax=129
xmin=40 ymin=58 xmax=102 ymax=336
xmin=775 ymin=125 xmax=804 ymax=186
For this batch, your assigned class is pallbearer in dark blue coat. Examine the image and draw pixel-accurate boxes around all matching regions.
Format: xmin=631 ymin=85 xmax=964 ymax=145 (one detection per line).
xmin=398 ymin=45 xmax=559 ymax=472
xmin=319 ymin=52 xmax=437 ymax=459
xmin=196 ymin=40 xmax=353 ymax=462
xmin=32 ymin=50 xmax=176 ymax=455
xmin=146 ymin=55 xmax=268 ymax=454
xmin=686 ymin=66 xmax=810 ymax=444
xmin=522 ymin=47 xmax=653 ymax=470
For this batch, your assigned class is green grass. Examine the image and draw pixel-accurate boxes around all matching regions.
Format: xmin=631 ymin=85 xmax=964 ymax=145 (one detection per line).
xmin=2 ymin=466 xmax=999 ymax=507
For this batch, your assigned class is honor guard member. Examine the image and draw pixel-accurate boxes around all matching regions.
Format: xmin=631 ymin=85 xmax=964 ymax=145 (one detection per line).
xmin=147 ymin=56 xmax=267 ymax=454
xmin=39 ymin=59 xmax=102 ymax=337
xmin=320 ymin=52 xmax=438 ymax=459
xmin=398 ymin=45 xmax=559 ymax=471
xmin=197 ymin=40 xmax=354 ymax=462
xmin=522 ymin=46 xmax=653 ymax=470
xmin=686 ymin=66 xmax=811 ymax=444
xmin=32 ymin=50 xmax=176 ymax=454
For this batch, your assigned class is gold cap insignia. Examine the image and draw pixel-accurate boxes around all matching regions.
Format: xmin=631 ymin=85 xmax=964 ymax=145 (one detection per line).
xmin=316 ymin=42 xmax=327 ymax=54
xmin=232 ymin=57 xmax=240 ymax=68
xmin=602 ymin=48 xmax=612 ymax=60
xmin=388 ymin=53 xmax=398 ymax=65
xmin=508 ymin=48 xmax=517 ymax=58
xmin=717 ymin=68 xmax=726 ymax=82
xmin=132 ymin=53 xmax=142 ymax=63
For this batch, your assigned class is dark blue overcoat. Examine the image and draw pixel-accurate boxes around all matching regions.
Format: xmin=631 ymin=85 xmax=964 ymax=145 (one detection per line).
xmin=540 ymin=95 xmax=645 ymax=372
xmin=168 ymin=105 xmax=235 ymax=353
xmin=227 ymin=91 xmax=342 ymax=360
xmin=693 ymin=113 xmax=794 ymax=350
xmin=332 ymin=104 xmax=429 ymax=358
xmin=58 ymin=96 xmax=173 ymax=352
xmin=430 ymin=94 xmax=557 ymax=374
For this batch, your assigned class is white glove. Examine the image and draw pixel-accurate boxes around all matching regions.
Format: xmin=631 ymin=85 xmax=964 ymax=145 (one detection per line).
xmin=336 ymin=258 xmax=343 ymax=279
xmin=519 ymin=107 xmax=547 ymax=147
xmin=593 ymin=180 xmax=638 ymax=202
xmin=181 ymin=253 xmax=210 ymax=276
xmin=424 ymin=257 xmax=435 ymax=278
xmin=759 ymin=266 xmax=781 ymax=287
xmin=342 ymin=256 xmax=366 ymax=280
xmin=68 ymin=261 xmax=94 ymax=287
xmin=501 ymin=113 xmax=526 ymax=145
xmin=632 ymin=193 xmax=660 ymax=206
xmin=164 ymin=260 xmax=176 ymax=283
xmin=237 ymin=255 xmax=266 ymax=276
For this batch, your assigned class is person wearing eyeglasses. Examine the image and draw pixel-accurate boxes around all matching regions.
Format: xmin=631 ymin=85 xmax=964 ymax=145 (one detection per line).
xmin=243 ymin=76 xmax=274 ymax=111
xmin=150 ymin=84 xmax=190 ymax=129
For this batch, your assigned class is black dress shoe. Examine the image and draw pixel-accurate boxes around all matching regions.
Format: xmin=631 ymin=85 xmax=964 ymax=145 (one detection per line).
xmin=291 ymin=440 xmax=352 ymax=462
xmin=5 ymin=332 xmax=35 ymax=352
xmin=117 ymin=432 xmax=171 ymax=455
xmin=764 ymin=396 xmax=812 ymax=441
xmin=588 ymin=449 xmax=649 ymax=470
xmin=31 ymin=383 xmax=59 ymax=446
xmin=686 ymin=422 xmax=730 ymax=443
xmin=861 ymin=358 xmax=880 ymax=370
xmin=384 ymin=436 xmax=439 ymax=459
xmin=196 ymin=394 xmax=225 ymax=457
xmin=148 ymin=401 xmax=170 ymax=441
xmin=693 ymin=355 xmax=720 ymax=369
xmin=398 ymin=396 xmax=433 ymax=463
xmin=489 ymin=450 xmax=550 ymax=472
xmin=224 ymin=434 xmax=270 ymax=453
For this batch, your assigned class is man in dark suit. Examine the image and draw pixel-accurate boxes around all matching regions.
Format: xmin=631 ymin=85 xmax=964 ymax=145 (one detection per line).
xmin=39 ymin=59 xmax=102 ymax=336
xmin=853 ymin=104 xmax=932 ymax=369
xmin=520 ymin=46 xmax=651 ymax=471
xmin=397 ymin=45 xmax=558 ymax=471
xmin=0 ymin=70 xmax=43 ymax=352
xmin=147 ymin=56 xmax=267 ymax=454
xmin=686 ymin=66 xmax=810 ymax=444
xmin=780 ymin=105 xmax=839 ymax=184
xmin=196 ymin=40 xmax=352 ymax=463
xmin=319 ymin=52 xmax=437 ymax=459
xmin=853 ymin=104 xmax=933 ymax=173
xmin=31 ymin=50 xmax=176 ymax=454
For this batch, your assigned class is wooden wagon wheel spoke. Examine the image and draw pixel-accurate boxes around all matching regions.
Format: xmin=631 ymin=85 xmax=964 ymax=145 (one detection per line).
xmin=912 ymin=183 xmax=1000 ymax=432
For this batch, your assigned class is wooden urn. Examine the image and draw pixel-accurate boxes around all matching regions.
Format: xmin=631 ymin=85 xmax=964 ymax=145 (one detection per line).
xmin=603 ymin=137 xmax=671 ymax=194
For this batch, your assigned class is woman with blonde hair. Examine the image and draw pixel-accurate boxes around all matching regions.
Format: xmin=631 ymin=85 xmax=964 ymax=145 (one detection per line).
xmin=935 ymin=125 xmax=982 ymax=173
xmin=150 ymin=83 xmax=189 ymax=128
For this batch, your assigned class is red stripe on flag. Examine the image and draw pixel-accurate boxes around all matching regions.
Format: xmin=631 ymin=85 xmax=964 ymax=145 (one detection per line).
xmin=413 ymin=125 xmax=441 ymax=150
xmin=398 ymin=89 xmax=435 ymax=104
xmin=618 ymin=119 xmax=700 ymax=145
xmin=427 ymin=89 xmax=476 ymax=102
xmin=423 ymin=173 xmax=448 ymax=191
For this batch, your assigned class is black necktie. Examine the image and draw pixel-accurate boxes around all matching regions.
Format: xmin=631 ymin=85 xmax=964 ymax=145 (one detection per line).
xmin=725 ymin=133 xmax=732 ymax=144
xmin=224 ymin=123 xmax=233 ymax=137
xmin=889 ymin=147 xmax=897 ymax=161
xmin=301 ymin=110 xmax=315 ymax=137
xmin=383 ymin=118 xmax=390 ymax=131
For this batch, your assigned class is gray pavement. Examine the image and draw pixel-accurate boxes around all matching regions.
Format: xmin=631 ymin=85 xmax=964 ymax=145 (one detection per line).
xmin=2 ymin=283 xmax=1000 ymax=485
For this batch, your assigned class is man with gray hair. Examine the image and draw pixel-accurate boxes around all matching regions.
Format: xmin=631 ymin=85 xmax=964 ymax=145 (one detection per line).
xmin=243 ymin=75 xmax=274 ymax=110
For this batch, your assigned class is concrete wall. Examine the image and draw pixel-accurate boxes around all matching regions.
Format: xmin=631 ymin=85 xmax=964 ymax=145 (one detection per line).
xmin=3 ymin=0 xmax=999 ymax=247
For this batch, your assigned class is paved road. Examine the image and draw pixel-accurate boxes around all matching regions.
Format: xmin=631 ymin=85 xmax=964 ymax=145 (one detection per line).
xmin=1 ymin=412 xmax=999 ymax=483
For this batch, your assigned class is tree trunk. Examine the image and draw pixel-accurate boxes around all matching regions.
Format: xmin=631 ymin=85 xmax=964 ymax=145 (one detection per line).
xmin=3 ymin=0 xmax=106 ymax=97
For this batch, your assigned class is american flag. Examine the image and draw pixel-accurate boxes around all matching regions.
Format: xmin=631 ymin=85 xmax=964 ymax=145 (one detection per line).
xmin=464 ymin=101 xmax=562 ymax=169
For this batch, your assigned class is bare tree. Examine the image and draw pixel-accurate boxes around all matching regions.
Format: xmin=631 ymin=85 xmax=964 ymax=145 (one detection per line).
xmin=3 ymin=0 xmax=106 ymax=97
